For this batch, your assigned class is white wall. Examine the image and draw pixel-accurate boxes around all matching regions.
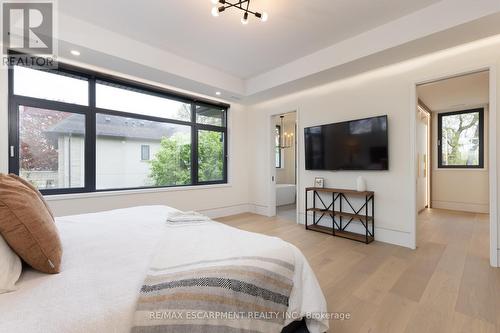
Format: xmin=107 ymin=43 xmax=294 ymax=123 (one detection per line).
xmin=247 ymin=35 xmax=500 ymax=250
xmin=430 ymin=107 xmax=489 ymax=213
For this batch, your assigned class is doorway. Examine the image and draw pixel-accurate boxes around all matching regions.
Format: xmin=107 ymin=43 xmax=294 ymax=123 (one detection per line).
xmin=272 ymin=112 xmax=297 ymax=222
xmin=414 ymin=69 xmax=497 ymax=266
xmin=416 ymin=102 xmax=431 ymax=213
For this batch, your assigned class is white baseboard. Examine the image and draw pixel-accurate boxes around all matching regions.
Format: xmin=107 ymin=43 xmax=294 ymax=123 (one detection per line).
xmin=432 ymin=200 xmax=489 ymax=213
xmin=198 ymin=204 xmax=253 ymax=219
xmin=252 ymin=204 xmax=270 ymax=216
xmin=371 ymin=227 xmax=413 ymax=248
xmin=297 ymin=212 xmax=413 ymax=249
xmin=204 ymin=206 xmax=414 ymax=249
xmin=199 ymin=203 xmax=275 ymax=219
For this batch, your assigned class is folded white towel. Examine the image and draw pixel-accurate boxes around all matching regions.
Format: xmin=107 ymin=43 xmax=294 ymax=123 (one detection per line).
xmin=167 ymin=211 xmax=210 ymax=223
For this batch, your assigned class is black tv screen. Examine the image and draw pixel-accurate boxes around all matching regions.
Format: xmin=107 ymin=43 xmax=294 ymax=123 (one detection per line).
xmin=304 ymin=115 xmax=388 ymax=170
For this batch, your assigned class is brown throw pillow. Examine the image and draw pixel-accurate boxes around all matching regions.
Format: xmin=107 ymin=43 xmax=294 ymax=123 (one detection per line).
xmin=0 ymin=174 xmax=62 ymax=274
xmin=9 ymin=174 xmax=55 ymax=220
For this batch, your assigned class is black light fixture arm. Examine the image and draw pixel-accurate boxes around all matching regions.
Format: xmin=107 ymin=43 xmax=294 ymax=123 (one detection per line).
xmin=219 ymin=0 xmax=255 ymax=15
xmin=213 ymin=0 xmax=267 ymax=22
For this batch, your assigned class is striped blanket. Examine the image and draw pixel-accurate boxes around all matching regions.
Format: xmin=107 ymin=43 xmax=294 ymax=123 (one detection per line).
xmin=131 ymin=220 xmax=296 ymax=333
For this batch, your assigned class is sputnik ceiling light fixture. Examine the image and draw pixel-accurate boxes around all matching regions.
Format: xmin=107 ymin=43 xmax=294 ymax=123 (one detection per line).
xmin=211 ymin=0 xmax=268 ymax=24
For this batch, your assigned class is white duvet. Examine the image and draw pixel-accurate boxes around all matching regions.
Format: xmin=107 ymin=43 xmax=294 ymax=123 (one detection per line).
xmin=0 ymin=206 xmax=328 ymax=333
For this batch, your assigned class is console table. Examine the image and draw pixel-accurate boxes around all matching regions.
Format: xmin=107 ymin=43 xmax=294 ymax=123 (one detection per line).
xmin=305 ymin=187 xmax=374 ymax=244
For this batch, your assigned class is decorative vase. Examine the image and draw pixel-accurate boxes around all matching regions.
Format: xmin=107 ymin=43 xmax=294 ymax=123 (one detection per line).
xmin=356 ymin=176 xmax=366 ymax=192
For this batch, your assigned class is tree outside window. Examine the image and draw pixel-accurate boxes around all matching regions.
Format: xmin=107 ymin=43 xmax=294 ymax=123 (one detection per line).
xmin=438 ymin=108 xmax=484 ymax=168
xmin=149 ymin=129 xmax=225 ymax=186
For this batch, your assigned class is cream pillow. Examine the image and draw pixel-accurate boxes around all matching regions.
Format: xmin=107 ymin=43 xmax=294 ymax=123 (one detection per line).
xmin=0 ymin=235 xmax=22 ymax=293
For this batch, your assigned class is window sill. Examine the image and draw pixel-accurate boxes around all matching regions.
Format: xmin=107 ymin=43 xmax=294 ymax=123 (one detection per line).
xmin=44 ymin=183 xmax=231 ymax=201
xmin=434 ymin=167 xmax=488 ymax=171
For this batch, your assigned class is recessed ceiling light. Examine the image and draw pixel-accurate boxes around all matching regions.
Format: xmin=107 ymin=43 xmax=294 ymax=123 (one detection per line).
xmin=215 ymin=91 xmax=221 ymax=96
xmin=70 ymin=50 xmax=80 ymax=56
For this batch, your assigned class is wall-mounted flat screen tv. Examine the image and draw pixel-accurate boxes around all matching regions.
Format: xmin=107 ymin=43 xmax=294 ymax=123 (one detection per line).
xmin=304 ymin=115 xmax=388 ymax=170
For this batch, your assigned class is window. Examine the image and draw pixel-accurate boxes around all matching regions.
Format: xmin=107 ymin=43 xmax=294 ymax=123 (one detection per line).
xmin=96 ymin=114 xmax=191 ymax=189
xmin=275 ymin=125 xmax=282 ymax=168
xmin=196 ymin=105 xmax=226 ymax=126
xmin=13 ymin=66 xmax=89 ymax=105
xmin=9 ymin=65 xmax=229 ymax=194
xmin=438 ymin=108 xmax=484 ymax=168
xmin=18 ymin=106 xmax=85 ymax=190
xmin=198 ymin=130 xmax=224 ymax=182
xmin=141 ymin=145 xmax=150 ymax=161
xmin=96 ymin=81 xmax=191 ymax=121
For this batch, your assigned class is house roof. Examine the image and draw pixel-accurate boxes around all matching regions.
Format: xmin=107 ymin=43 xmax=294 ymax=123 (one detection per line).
xmin=46 ymin=104 xmax=222 ymax=140
xmin=46 ymin=114 xmax=183 ymax=140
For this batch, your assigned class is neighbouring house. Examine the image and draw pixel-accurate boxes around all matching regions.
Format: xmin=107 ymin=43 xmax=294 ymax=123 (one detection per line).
xmin=42 ymin=114 xmax=176 ymax=189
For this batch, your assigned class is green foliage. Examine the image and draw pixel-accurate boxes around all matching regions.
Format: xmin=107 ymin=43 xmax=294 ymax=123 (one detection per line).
xmin=149 ymin=130 xmax=223 ymax=186
xmin=149 ymin=133 xmax=191 ymax=186
xmin=198 ymin=131 xmax=223 ymax=182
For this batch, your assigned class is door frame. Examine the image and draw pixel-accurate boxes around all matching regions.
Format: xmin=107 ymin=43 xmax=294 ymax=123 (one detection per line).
xmin=416 ymin=102 xmax=431 ymax=211
xmin=410 ymin=66 xmax=498 ymax=267
xmin=268 ymin=109 xmax=299 ymax=221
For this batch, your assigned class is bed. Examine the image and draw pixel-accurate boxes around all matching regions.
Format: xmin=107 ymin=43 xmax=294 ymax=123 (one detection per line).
xmin=0 ymin=206 xmax=328 ymax=333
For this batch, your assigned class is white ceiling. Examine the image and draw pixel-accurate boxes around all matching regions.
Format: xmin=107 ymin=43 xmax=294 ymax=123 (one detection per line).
xmin=56 ymin=0 xmax=500 ymax=102
xmin=418 ymin=71 xmax=489 ymax=111
xmin=59 ymin=0 xmax=440 ymax=79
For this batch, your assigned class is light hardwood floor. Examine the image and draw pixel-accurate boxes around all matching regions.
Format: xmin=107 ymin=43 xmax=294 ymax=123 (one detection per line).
xmin=216 ymin=209 xmax=500 ymax=333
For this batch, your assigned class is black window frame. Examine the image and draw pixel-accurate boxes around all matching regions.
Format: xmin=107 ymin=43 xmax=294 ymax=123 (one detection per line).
xmin=437 ymin=108 xmax=484 ymax=169
xmin=8 ymin=63 xmax=229 ymax=195
xmin=275 ymin=125 xmax=282 ymax=168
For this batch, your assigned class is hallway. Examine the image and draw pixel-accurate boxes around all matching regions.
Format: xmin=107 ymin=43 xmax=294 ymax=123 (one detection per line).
xmin=276 ymin=203 xmax=296 ymax=223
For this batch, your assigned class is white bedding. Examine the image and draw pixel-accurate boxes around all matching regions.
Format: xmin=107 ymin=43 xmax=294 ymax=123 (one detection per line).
xmin=0 ymin=206 xmax=328 ymax=333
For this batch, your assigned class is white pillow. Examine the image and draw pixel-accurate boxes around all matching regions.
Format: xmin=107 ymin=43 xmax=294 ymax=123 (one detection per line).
xmin=0 ymin=235 xmax=22 ymax=293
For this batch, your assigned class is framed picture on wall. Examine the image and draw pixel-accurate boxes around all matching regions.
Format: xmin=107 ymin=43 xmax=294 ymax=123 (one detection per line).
xmin=314 ymin=177 xmax=324 ymax=188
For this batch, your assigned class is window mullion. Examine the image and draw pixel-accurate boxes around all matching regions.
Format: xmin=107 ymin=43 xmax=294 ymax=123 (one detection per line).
xmin=93 ymin=107 xmax=194 ymax=127
xmin=196 ymin=124 xmax=226 ymax=132
xmin=8 ymin=101 xmax=20 ymax=175
xmin=87 ymin=77 xmax=97 ymax=192
xmin=191 ymin=103 xmax=198 ymax=185
xmin=9 ymin=95 xmax=89 ymax=114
